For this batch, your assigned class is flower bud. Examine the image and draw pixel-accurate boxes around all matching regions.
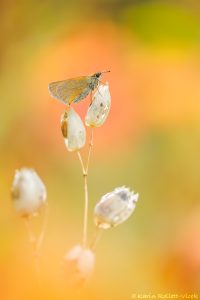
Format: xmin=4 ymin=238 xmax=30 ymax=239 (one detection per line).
xmin=94 ymin=186 xmax=139 ymax=229
xmin=11 ymin=168 xmax=47 ymax=217
xmin=64 ymin=244 xmax=95 ymax=285
xmin=61 ymin=108 xmax=86 ymax=152
xmin=85 ymin=82 xmax=111 ymax=127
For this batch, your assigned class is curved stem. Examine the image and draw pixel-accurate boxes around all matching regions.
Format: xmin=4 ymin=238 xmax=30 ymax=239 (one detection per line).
xmin=77 ymin=151 xmax=86 ymax=175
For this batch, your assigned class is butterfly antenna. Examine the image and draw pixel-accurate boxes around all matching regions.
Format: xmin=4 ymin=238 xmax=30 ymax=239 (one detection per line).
xmin=101 ymin=70 xmax=110 ymax=74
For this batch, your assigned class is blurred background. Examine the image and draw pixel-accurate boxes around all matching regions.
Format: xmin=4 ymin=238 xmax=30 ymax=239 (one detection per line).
xmin=0 ymin=0 xmax=200 ymax=299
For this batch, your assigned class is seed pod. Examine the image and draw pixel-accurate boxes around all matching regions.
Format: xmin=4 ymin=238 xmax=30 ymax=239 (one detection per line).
xmin=64 ymin=244 xmax=95 ymax=285
xmin=94 ymin=186 xmax=139 ymax=229
xmin=85 ymin=82 xmax=111 ymax=127
xmin=11 ymin=168 xmax=47 ymax=217
xmin=61 ymin=108 xmax=86 ymax=152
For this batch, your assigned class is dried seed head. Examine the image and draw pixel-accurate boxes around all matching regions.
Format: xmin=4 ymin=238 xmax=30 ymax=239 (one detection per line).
xmin=64 ymin=244 xmax=95 ymax=285
xmin=11 ymin=168 xmax=47 ymax=217
xmin=61 ymin=108 xmax=86 ymax=152
xmin=85 ymin=82 xmax=111 ymax=127
xmin=94 ymin=186 xmax=139 ymax=229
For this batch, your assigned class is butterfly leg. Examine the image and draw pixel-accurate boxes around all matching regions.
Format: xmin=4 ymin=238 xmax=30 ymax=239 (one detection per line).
xmin=98 ymin=80 xmax=106 ymax=86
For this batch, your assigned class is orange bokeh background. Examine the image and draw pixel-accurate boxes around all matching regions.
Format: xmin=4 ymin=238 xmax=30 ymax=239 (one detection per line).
xmin=0 ymin=1 xmax=200 ymax=299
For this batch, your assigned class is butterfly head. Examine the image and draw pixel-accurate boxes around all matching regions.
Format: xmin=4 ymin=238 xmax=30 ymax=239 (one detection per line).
xmin=90 ymin=71 xmax=110 ymax=90
xmin=94 ymin=72 xmax=102 ymax=79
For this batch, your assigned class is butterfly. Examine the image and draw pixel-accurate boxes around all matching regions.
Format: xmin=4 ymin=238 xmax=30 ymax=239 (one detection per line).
xmin=48 ymin=70 xmax=110 ymax=105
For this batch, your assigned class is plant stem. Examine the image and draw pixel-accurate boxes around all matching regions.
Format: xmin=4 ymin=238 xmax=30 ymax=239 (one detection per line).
xmin=90 ymin=226 xmax=102 ymax=251
xmin=36 ymin=203 xmax=49 ymax=254
xmin=23 ymin=203 xmax=48 ymax=280
xmin=86 ymin=128 xmax=94 ymax=174
xmin=24 ymin=217 xmax=40 ymax=278
xmin=77 ymin=151 xmax=88 ymax=248
xmin=77 ymin=128 xmax=94 ymax=248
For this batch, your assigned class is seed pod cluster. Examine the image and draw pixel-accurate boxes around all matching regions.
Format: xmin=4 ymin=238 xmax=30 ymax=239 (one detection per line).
xmin=64 ymin=244 xmax=95 ymax=285
xmin=60 ymin=83 xmax=111 ymax=152
xmin=61 ymin=108 xmax=86 ymax=152
xmin=94 ymin=186 xmax=139 ymax=229
xmin=85 ymin=83 xmax=111 ymax=127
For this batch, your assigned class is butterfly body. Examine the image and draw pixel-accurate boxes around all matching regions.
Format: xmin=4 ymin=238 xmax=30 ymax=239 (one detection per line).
xmin=48 ymin=71 xmax=110 ymax=105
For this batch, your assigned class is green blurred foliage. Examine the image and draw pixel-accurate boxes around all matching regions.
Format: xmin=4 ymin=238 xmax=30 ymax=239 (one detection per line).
xmin=122 ymin=2 xmax=200 ymax=46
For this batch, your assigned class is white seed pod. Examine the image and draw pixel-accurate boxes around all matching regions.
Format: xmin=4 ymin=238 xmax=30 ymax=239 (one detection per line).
xmin=85 ymin=82 xmax=111 ymax=127
xmin=94 ymin=186 xmax=139 ymax=229
xmin=61 ymin=108 xmax=86 ymax=152
xmin=64 ymin=244 xmax=95 ymax=285
xmin=11 ymin=168 xmax=47 ymax=217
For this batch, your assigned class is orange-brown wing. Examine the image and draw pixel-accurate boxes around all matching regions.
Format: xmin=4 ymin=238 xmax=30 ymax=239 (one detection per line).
xmin=48 ymin=76 xmax=90 ymax=105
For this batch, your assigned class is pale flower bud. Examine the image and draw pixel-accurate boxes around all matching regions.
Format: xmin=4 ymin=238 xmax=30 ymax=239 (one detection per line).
xmin=61 ymin=108 xmax=86 ymax=152
xmin=85 ymin=82 xmax=111 ymax=127
xmin=94 ymin=186 xmax=139 ymax=229
xmin=64 ymin=244 xmax=95 ymax=285
xmin=11 ymin=168 xmax=47 ymax=217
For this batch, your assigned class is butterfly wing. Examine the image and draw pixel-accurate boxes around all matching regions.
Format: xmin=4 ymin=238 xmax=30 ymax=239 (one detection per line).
xmin=48 ymin=76 xmax=91 ymax=105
